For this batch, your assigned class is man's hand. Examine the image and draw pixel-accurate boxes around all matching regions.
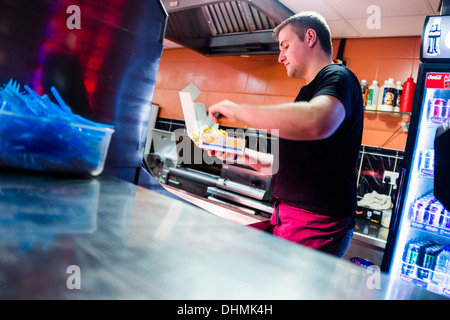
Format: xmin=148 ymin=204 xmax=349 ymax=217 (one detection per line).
xmin=207 ymin=149 xmax=240 ymax=162
xmin=207 ymin=148 xmax=274 ymax=176
xmin=208 ymin=100 xmax=241 ymax=123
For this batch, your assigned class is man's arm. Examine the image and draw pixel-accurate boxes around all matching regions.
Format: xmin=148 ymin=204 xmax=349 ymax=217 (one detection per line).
xmin=208 ymin=95 xmax=346 ymax=141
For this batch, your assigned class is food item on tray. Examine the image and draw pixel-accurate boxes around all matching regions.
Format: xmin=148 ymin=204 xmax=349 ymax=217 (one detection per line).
xmin=192 ymin=127 xmax=227 ymax=144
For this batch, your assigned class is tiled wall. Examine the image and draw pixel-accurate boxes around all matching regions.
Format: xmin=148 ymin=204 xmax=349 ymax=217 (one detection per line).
xmin=153 ymin=36 xmax=422 ymax=151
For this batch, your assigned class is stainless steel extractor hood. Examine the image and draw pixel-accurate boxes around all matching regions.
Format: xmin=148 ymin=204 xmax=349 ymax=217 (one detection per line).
xmin=161 ymin=0 xmax=294 ymax=56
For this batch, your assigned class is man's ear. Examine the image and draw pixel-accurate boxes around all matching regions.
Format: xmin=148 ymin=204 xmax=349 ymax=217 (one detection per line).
xmin=305 ymin=29 xmax=317 ymax=47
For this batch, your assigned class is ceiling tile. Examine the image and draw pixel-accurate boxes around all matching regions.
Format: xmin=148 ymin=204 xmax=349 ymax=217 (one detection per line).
xmin=327 ymin=0 xmax=434 ymax=19
xmin=279 ymin=0 xmax=341 ymax=20
xmin=327 ymin=20 xmax=361 ymax=38
xmin=348 ymin=15 xmax=427 ymax=37
xmin=279 ymin=0 xmax=439 ymax=38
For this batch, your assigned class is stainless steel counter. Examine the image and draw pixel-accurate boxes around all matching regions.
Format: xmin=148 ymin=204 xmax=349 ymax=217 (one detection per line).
xmin=163 ymin=185 xmax=267 ymax=225
xmin=0 ymin=171 xmax=443 ymax=300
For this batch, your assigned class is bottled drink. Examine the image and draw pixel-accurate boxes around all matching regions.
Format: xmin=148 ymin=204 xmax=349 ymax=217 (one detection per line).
xmin=361 ymin=79 xmax=369 ymax=107
xmin=379 ymin=78 xmax=396 ymax=111
xmin=394 ymin=80 xmax=403 ymax=112
xmin=400 ymin=76 xmax=416 ymax=113
xmin=366 ymin=80 xmax=379 ymax=111
xmin=432 ymin=245 xmax=450 ymax=286
xmin=377 ymin=80 xmax=388 ymax=111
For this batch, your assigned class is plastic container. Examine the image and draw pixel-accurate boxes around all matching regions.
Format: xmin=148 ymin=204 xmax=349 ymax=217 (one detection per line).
xmin=379 ymin=78 xmax=396 ymax=112
xmin=361 ymin=79 xmax=369 ymax=107
xmin=366 ymin=80 xmax=379 ymax=111
xmin=0 ymin=110 xmax=114 ymax=176
xmin=394 ymin=80 xmax=403 ymax=112
xmin=400 ymin=76 xmax=416 ymax=113
xmin=377 ymin=80 xmax=388 ymax=111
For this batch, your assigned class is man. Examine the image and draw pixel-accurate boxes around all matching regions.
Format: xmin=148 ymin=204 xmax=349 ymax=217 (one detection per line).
xmin=207 ymin=11 xmax=363 ymax=257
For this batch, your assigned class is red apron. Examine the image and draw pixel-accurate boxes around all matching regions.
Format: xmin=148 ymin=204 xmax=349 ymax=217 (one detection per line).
xmin=264 ymin=201 xmax=353 ymax=255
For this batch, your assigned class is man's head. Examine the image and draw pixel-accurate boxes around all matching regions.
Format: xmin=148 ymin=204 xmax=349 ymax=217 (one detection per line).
xmin=274 ymin=11 xmax=332 ymax=57
xmin=274 ymin=11 xmax=333 ymax=81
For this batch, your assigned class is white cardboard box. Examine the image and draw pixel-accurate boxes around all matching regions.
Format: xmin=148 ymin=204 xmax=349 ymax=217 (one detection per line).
xmin=179 ymin=83 xmax=245 ymax=154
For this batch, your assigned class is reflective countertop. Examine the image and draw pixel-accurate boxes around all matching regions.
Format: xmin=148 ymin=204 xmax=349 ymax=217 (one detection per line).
xmin=0 ymin=171 xmax=442 ymax=300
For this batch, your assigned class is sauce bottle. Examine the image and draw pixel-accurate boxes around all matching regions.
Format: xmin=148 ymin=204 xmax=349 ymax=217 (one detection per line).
xmin=400 ymin=76 xmax=416 ymax=113
xmin=379 ymin=78 xmax=396 ymax=112
xmin=366 ymin=80 xmax=379 ymax=111
xmin=361 ymin=79 xmax=369 ymax=107
xmin=394 ymin=80 xmax=403 ymax=112
xmin=377 ymin=80 xmax=388 ymax=111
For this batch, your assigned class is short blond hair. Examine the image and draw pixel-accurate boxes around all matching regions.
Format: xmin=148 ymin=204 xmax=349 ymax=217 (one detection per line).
xmin=274 ymin=11 xmax=332 ymax=57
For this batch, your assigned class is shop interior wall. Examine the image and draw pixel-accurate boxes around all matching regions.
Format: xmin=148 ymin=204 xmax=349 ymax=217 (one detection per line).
xmin=153 ymin=36 xmax=422 ymax=151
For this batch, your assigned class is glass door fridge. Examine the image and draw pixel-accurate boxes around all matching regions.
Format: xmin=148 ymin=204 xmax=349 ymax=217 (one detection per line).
xmin=382 ymin=15 xmax=450 ymax=299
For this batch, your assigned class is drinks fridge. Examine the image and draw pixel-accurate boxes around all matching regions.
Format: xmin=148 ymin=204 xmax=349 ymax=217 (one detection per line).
xmin=381 ymin=15 xmax=450 ymax=299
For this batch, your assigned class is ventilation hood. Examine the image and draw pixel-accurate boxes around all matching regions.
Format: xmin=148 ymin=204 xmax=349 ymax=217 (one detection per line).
xmin=161 ymin=0 xmax=294 ymax=56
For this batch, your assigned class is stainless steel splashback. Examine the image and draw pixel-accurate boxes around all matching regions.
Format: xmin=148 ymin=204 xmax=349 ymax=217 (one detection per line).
xmin=0 ymin=0 xmax=167 ymax=183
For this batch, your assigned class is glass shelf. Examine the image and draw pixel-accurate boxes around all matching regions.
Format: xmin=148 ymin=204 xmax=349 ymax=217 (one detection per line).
xmin=364 ymin=110 xmax=411 ymax=116
xmin=364 ymin=110 xmax=411 ymax=122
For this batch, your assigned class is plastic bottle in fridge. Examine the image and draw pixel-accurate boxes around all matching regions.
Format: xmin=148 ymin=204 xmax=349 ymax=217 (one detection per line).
xmin=379 ymin=78 xmax=396 ymax=112
xmin=366 ymin=80 xmax=379 ymax=111
xmin=432 ymin=245 xmax=450 ymax=286
xmin=394 ymin=80 xmax=403 ymax=112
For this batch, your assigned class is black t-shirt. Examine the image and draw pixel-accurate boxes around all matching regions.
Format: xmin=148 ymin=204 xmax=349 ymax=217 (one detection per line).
xmin=272 ymin=64 xmax=364 ymax=218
